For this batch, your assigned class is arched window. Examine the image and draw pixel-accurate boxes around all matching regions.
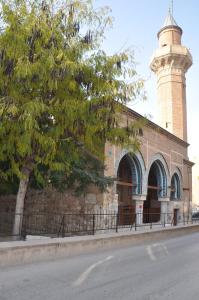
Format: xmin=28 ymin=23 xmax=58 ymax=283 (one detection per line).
xmin=170 ymin=173 xmax=180 ymax=200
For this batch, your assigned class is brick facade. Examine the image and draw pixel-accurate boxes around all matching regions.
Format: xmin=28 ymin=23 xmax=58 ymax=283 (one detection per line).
xmin=150 ymin=13 xmax=192 ymax=141
xmin=102 ymin=109 xmax=193 ymax=221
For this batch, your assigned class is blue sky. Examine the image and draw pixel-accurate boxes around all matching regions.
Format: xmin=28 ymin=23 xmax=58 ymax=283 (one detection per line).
xmin=96 ymin=0 xmax=199 ymax=159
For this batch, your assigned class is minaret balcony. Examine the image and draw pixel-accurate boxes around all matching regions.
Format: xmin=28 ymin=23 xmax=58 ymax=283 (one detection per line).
xmin=150 ymin=45 xmax=192 ymax=73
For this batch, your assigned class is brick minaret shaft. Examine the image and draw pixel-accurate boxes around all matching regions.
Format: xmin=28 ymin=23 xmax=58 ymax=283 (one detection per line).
xmin=150 ymin=11 xmax=192 ymax=141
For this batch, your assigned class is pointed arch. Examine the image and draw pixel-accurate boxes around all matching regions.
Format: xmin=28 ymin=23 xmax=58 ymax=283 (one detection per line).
xmin=115 ymin=149 xmax=146 ymax=179
xmin=116 ymin=150 xmax=145 ymax=196
xmin=143 ymin=153 xmax=170 ymax=196
xmin=150 ymin=160 xmax=167 ymax=197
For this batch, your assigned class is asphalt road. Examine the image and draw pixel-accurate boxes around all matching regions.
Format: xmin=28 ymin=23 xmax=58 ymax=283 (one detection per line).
xmin=1 ymin=232 xmax=199 ymax=300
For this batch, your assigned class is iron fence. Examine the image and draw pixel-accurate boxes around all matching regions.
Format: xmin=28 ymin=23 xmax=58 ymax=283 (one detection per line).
xmin=0 ymin=211 xmax=197 ymax=240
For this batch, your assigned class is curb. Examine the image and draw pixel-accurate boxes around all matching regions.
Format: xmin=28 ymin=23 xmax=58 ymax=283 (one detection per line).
xmin=0 ymin=224 xmax=199 ymax=267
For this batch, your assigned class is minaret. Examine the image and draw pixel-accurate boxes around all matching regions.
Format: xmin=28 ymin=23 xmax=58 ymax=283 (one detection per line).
xmin=150 ymin=10 xmax=192 ymax=141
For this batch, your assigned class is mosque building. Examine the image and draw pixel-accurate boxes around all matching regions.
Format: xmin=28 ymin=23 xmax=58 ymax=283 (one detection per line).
xmin=0 ymin=10 xmax=194 ymax=230
xmin=102 ymin=10 xmax=193 ymax=224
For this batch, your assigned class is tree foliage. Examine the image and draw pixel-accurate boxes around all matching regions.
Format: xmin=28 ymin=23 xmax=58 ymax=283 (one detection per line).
xmin=0 ymin=0 xmax=145 ymax=194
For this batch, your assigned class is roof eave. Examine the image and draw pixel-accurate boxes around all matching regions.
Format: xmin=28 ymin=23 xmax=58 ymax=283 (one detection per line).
xmin=157 ymin=25 xmax=183 ymax=38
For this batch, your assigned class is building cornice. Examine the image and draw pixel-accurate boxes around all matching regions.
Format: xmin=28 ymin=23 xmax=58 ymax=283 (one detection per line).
xmin=183 ymin=159 xmax=195 ymax=167
xmin=122 ymin=106 xmax=190 ymax=148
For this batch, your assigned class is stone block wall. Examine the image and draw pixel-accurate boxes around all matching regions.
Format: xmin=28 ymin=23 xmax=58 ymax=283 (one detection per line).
xmin=0 ymin=184 xmax=103 ymax=236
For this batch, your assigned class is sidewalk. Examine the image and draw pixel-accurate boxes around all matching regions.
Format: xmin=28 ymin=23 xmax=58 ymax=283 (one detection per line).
xmin=0 ymin=220 xmax=193 ymax=242
xmin=0 ymin=223 xmax=199 ymax=267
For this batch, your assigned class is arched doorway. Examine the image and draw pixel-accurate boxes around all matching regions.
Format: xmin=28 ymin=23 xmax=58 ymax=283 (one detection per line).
xmin=117 ymin=154 xmax=142 ymax=225
xmin=144 ymin=160 xmax=167 ymax=223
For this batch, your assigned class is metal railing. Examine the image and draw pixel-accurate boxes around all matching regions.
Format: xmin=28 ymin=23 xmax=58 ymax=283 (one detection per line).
xmin=0 ymin=211 xmax=197 ymax=240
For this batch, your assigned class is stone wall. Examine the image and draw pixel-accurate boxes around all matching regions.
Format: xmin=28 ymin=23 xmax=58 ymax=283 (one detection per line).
xmin=0 ymin=195 xmax=15 ymax=236
xmin=0 ymin=185 xmax=104 ymax=236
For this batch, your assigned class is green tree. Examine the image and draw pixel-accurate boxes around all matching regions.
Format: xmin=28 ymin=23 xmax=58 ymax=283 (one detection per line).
xmin=0 ymin=0 xmax=145 ymax=236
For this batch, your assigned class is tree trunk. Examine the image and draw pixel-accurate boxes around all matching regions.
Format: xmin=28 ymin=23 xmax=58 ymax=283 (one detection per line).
xmin=12 ymin=167 xmax=31 ymax=238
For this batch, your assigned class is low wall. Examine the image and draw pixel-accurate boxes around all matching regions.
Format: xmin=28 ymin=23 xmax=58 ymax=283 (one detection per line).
xmin=0 ymin=224 xmax=199 ymax=267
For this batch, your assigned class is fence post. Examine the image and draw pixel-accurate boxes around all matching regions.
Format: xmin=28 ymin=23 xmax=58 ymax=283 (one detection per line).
xmin=92 ymin=214 xmax=95 ymax=235
xmin=134 ymin=213 xmax=137 ymax=231
xmin=62 ymin=215 xmax=65 ymax=238
xmin=116 ymin=213 xmax=119 ymax=233
xmin=22 ymin=213 xmax=27 ymax=240
xmin=164 ymin=213 xmax=166 ymax=228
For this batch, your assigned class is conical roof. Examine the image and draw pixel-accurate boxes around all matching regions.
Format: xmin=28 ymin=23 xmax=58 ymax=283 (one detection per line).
xmin=158 ymin=10 xmax=182 ymax=37
xmin=163 ymin=9 xmax=178 ymax=27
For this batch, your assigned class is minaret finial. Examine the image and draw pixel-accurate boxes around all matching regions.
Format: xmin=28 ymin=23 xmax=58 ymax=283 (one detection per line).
xmin=170 ymin=0 xmax=174 ymax=16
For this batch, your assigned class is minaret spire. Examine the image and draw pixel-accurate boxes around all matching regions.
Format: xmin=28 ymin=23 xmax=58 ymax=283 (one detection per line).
xmin=161 ymin=4 xmax=179 ymax=30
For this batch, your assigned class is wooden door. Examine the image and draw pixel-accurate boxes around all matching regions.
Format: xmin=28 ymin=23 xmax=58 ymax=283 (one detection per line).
xmin=118 ymin=205 xmax=135 ymax=225
xmin=173 ymin=209 xmax=178 ymax=226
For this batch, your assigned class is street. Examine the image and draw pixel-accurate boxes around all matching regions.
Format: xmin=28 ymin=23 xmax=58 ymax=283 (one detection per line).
xmin=0 ymin=232 xmax=199 ymax=300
